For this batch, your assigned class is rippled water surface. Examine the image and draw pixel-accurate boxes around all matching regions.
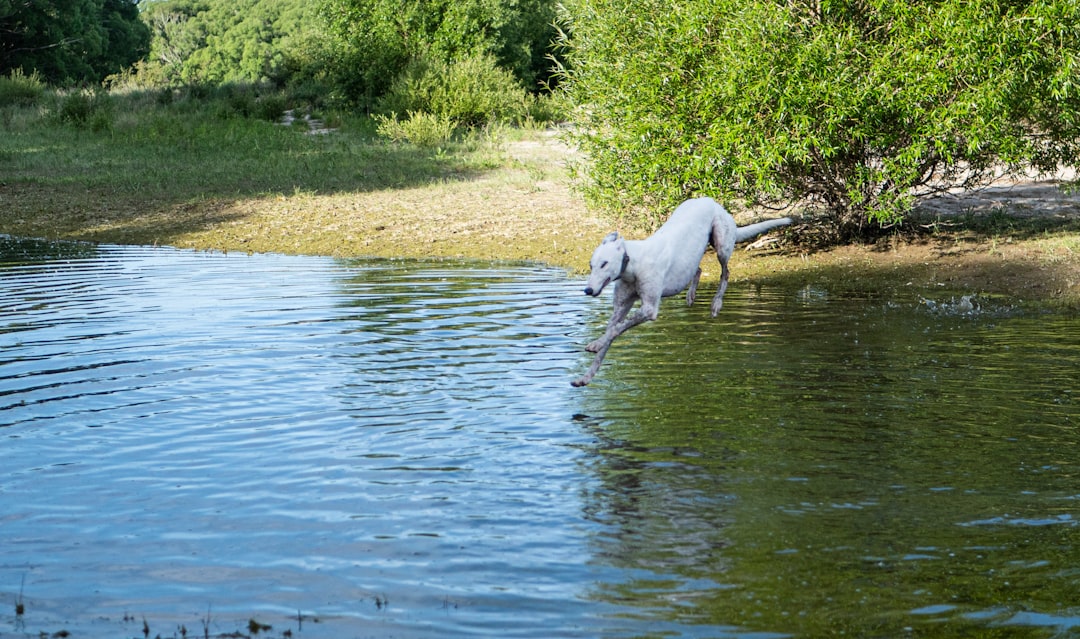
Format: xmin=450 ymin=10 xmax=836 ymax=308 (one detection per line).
xmin=1 ymin=237 xmax=1078 ymax=638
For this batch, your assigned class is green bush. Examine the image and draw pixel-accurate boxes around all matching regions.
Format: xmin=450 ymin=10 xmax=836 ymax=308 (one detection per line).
xmin=321 ymin=0 xmax=560 ymax=106
xmin=523 ymin=92 xmax=569 ymax=126
xmin=376 ymin=53 xmax=528 ymax=128
xmin=254 ymin=93 xmax=288 ymax=122
xmin=56 ymin=89 xmax=114 ymax=130
xmin=0 ymin=69 xmax=46 ymax=106
xmin=374 ymin=111 xmax=457 ymax=147
xmin=206 ymin=84 xmax=288 ymax=121
xmin=139 ymin=0 xmax=322 ymax=87
xmin=560 ymin=0 xmax=1080 ymax=238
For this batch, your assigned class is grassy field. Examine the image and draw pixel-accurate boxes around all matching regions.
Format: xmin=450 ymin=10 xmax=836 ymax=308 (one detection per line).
xmin=0 ymin=87 xmax=610 ymax=265
xmin=2 ymin=87 xmax=1079 ymax=307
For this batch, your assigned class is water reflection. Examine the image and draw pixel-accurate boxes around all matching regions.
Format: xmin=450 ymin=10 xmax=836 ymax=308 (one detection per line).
xmin=1 ymin=237 xmax=1078 ymax=638
xmin=577 ymin=291 xmax=1079 ymax=636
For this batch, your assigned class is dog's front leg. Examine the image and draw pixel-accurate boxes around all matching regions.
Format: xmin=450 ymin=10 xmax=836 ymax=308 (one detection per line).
xmin=572 ymin=339 xmax=614 ymax=387
xmin=586 ymin=287 xmax=636 ymax=352
xmin=573 ymin=300 xmax=658 ymax=386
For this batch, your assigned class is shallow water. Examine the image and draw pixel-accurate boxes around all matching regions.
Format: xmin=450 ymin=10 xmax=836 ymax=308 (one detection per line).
xmin=1 ymin=237 xmax=1078 ymax=638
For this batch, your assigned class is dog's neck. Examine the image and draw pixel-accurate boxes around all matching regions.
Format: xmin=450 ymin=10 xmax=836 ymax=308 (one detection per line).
xmin=615 ymin=242 xmax=636 ymax=283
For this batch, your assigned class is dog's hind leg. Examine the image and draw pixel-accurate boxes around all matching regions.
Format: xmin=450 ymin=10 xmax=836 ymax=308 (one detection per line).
xmin=709 ymin=218 xmax=735 ymax=317
xmin=687 ymin=267 xmax=701 ymax=306
xmin=710 ymin=258 xmax=730 ymax=317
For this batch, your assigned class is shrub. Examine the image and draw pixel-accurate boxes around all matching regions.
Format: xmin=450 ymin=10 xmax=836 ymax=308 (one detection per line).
xmin=374 ymin=111 xmax=456 ymax=147
xmin=56 ymin=89 xmax=114 ymax=130
xmin=523 ymin=92 xmax=569 ymax=126
xmin=560 ymin=0 xmax=1080 ymax=238
xmin=0 ymin=69 xmax=46 ymax=107
xmin=208 ymin=83 xmax=288 ymax=121
xmin=376 ymin=53 xmax=529 ymax=128
xmin=222 ymin=85 xmax=257 ymax=118
xmin=254 ymin=93 xmax=287 ymax=122
xmin=321 ymin=0 xmax=561 ymax=106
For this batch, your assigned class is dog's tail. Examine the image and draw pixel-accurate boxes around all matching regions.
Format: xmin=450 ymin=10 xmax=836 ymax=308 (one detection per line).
xmin=735 ymin=217 xmax=793 ymax=243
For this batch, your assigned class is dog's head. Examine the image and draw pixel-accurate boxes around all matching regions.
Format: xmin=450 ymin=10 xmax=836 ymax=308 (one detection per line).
xmin=583 ymin=232 xmax=629 ymax=296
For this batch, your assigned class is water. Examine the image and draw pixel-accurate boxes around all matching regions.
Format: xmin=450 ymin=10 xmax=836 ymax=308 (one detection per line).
xmin=1 ymin=237 xmax=1077 ymax=638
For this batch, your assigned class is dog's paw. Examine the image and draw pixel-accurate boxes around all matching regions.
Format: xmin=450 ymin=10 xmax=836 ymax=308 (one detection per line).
xmin=584 ymin=339 xmax=603 ymax=352
xmin=710 ymin=300 xmax=724 ymax=316
xmin=570 ymin=376 xmax=590 ymax=387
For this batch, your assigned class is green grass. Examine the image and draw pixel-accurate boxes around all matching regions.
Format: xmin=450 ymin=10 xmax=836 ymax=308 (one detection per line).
xmin=0 ymin=86 xmax=506 ymax=210
xmin=0 ymin=83 xmax=587 ymax=265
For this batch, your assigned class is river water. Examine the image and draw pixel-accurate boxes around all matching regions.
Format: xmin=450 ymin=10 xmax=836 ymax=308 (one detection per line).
xmin=1 ymin=237 xmax=1077 ymax=638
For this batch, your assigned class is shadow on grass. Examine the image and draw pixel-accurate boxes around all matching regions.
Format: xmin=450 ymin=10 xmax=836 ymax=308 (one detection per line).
xmin=0 ymin=100 xmax=502 ymax=245
xmin=909 ymin=180 xmax=1080 ymax=242
xmin=737 ymin=179 xmax=1080 ymax=305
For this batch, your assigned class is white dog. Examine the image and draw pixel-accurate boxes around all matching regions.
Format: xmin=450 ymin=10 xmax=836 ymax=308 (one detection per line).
xmin=572 ymin=197 xmax=792 ymax=386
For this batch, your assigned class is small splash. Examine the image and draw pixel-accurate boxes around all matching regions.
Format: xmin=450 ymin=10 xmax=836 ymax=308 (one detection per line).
xmin=919 ymin=294 xmax=979 ymax=316
xmin=795 ymin=284 xmax=829 ymax=304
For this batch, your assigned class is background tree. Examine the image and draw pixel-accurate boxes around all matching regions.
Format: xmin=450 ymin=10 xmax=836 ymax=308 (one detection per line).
xmin=139 ymin=0 xmax=323 ymax=86
xmin=0 ymin=0 xmax=149 ymax=83
xmin=559 ymin=0 xmax=1080 ymax=238
xmin=320 ymin=0 xmax=560 ymax=106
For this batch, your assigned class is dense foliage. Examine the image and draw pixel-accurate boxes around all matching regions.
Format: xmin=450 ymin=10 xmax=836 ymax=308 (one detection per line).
xmin=560 ymin=0 xmax=1080 ymax=236
xmin=3 ymin=0 xmax=564 ymax=141
xmin=321 ymin=0 xmax=560 ymax=105
xmin=0 ymin=0 xmax=150 ymax=83
xmin=137 ymin=0 xmax=322 ymax=86
xmin=135 ymin=0 xmax=563 ymax=126
xmin=378 ymin=53 xmax=535 ymax=124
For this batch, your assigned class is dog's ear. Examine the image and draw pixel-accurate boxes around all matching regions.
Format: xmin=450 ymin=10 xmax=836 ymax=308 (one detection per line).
xmin=602 ymin=231 xmax=620 ymax=244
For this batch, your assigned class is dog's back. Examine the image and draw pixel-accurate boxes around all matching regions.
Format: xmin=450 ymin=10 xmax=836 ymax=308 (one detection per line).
xmin=651 ymin=197 xmax=725 ymax=239
xmin=642 ymin=198 xmax=726 ymax=295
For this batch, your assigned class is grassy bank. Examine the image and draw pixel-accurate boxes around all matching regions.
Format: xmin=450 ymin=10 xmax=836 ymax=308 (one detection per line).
xmin=0 ymin=86 xmax=608 ymax=266
xmin=2 ymin=87 xmax=1079 ymax=307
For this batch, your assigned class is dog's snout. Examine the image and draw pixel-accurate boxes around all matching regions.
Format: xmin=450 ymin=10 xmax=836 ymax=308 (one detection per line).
xmin=583 ymin=287 xmax=594 ymax=296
